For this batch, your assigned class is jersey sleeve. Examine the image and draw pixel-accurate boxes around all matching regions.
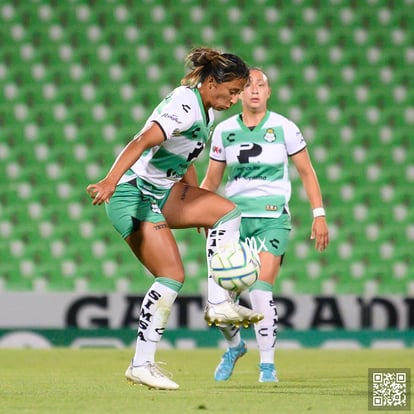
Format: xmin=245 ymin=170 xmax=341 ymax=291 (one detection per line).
xmin=209 ymin=123 xmax=226 ymax=162
xmin=285 ymin=120 xmax=307 ymax=156
xmin=151 ymin=88 xmax=197 ymax=139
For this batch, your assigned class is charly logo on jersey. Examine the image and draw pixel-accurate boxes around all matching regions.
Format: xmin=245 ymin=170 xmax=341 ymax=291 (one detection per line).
xmin=263 ymin=128 xmax=276 ymax=142
xmin=181 ymin=104 xmax=191 ymax=113
xmin=225 ymin=132 xmax=236 ymax=142
xmin=151 ymin=202 xmax=162 ymax=214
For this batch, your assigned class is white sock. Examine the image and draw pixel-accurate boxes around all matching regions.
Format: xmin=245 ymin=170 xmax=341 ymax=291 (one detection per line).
xmin=249 ymin=288 xmax=278 ymax=364
xmin=206 ymin=208 xmax=241 ymax=304
xmin=132 ymin=278 xmax=181 ymax=366
xmin=207 ymin=266 xmax=230 ymax=304
xmin=219 ymin=325 xmax=241 ymax=348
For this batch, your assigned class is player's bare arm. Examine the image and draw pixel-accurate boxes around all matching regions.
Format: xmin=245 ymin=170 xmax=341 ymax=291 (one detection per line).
xmin=86 ymin=123 xmax=164 ymax=205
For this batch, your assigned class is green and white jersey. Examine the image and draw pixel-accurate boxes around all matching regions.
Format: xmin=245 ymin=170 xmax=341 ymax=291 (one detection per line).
xmin=118 ymin=86 xmax=214 ymax=197
xmin=209 ymin=110 xmax=306 ymax=218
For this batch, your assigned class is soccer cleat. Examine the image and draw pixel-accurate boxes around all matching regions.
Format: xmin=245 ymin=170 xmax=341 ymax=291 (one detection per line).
xmin=125 ymin=362 xmax=179 ymax=390
xmin=259 ymin=363 xmax=279 ymax=383
xmin=214 ymin=340 xmax=247 ymax=381
xmin=204 ymin=300 xmax=264 ymax=327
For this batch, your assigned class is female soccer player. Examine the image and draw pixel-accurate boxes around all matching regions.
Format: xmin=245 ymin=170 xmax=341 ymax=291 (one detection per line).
xmin=86 ymin=48 xmax=262 ymax=390
xmin=201 ymin=68 xmax=329 ymax=383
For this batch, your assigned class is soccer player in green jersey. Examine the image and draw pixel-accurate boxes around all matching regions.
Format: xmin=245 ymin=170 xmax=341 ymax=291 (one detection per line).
xmin=201 ymin=68 xmax=329 ymax=383
xmin=86 ymin=48 xmax=263 ymax=390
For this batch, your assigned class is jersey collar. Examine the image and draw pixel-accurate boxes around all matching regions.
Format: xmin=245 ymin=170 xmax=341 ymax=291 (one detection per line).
xmin=237 ymin=110 xmax=271 ymax=131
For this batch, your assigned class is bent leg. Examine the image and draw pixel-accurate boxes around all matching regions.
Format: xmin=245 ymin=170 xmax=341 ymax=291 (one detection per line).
xmin=162 ymin=183 xmax=242 ymax=294
xmin=162 ymin=183 xmax=263 ymax=327
xmin=162 ymin=182 xmax=236 ymax=228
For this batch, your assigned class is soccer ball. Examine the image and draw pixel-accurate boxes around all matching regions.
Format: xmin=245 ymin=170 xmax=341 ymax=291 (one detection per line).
xmin=210 ymin=241 xmax=260 ymax=292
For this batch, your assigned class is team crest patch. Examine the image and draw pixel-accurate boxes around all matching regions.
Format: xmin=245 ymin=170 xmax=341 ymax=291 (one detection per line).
xmin=264 ymin=128 xmax=276 ymax=142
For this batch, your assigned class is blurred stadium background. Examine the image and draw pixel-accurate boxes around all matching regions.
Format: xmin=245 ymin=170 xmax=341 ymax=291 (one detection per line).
xmin=0 ymin=0 xmax=413 ymax=346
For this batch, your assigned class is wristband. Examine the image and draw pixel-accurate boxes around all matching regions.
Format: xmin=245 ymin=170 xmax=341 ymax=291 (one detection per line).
xmin=313 ymin=207 xmax=326 ymax=218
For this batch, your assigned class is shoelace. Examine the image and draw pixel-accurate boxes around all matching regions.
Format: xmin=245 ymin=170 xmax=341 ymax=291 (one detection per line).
xmin=146 ymin=362 xmax=174 ymax=379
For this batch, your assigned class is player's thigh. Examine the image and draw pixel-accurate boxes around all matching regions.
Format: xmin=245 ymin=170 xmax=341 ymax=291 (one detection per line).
xmin=162 ymin=182 xmax=235 ymax=228
xmin=125 ymin=221 xmax=185 ymax=282
xmin=257 ymin=252 xmax=282 ymax=285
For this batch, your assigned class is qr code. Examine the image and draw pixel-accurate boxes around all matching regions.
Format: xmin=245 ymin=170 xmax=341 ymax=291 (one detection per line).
xmin=369 ymin=369 xmax=411 ymax=411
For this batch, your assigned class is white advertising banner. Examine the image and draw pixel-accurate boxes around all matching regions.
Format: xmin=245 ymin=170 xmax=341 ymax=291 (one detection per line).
xmin=0 ymin=292 xmax=412 ymax=330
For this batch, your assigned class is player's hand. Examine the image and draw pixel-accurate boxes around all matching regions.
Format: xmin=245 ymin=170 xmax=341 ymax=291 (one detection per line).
xmin=310 ymin=217 xmax=329 ymax=252
xmin=86 ymin=178 xmax=116 ymax=205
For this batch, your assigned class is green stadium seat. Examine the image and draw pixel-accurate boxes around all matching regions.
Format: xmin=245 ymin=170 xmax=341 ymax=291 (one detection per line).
xmin=0 ymin=0 xmax=412 ymax=295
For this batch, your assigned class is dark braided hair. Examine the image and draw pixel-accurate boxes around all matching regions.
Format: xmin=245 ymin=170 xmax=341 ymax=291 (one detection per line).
xmin=181 ymin=47 xmax=249 ymax=87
